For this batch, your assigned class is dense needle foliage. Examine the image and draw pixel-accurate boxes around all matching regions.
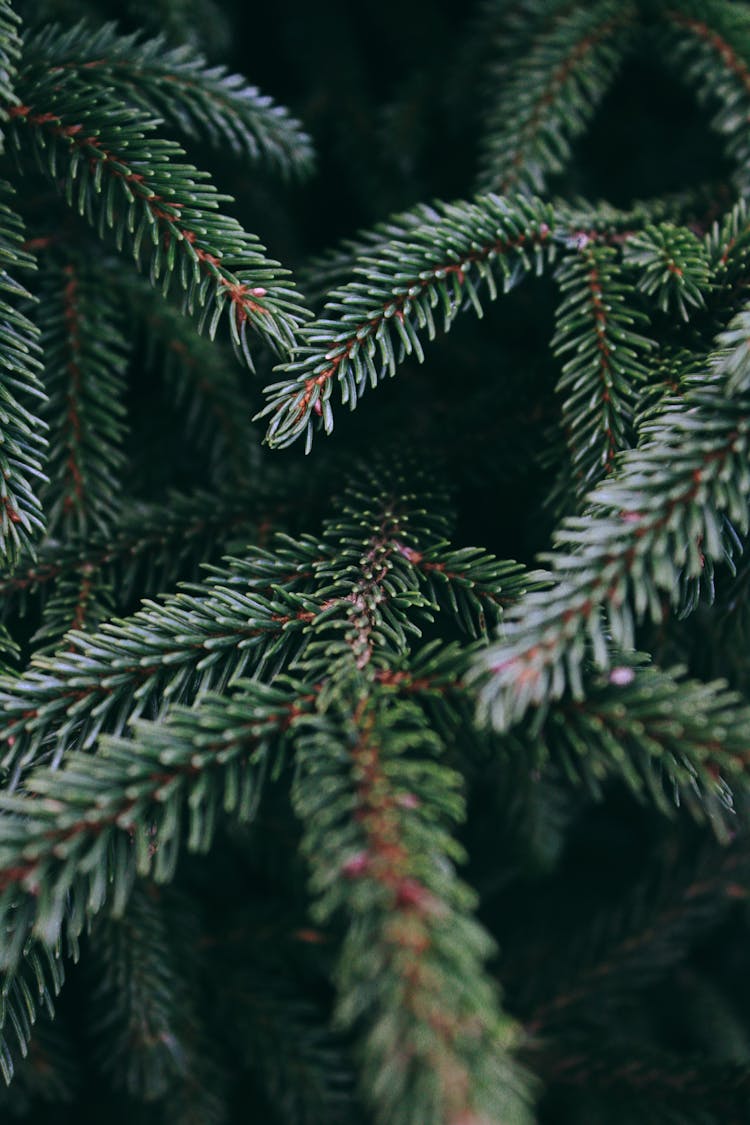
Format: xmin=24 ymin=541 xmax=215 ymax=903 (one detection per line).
xmin=1 ymin=0 xmax=750 ymax=1122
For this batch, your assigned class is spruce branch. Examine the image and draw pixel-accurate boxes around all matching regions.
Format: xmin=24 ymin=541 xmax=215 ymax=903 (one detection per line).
xmin=0 ymin=943 xmax=64 ymax=1086
xmin=221 ymin=967 xmax=355 ymax=1125
xmin=0 ymin=544 xmax=314 ymax=773
xmin=0 ymin=680 xmax=300 ymax=966
xmin=35 ymin=256 xmax=129 ymax=537
xmin=473 ymin=373 xmax=750 ymax=729
xmin=259 ymin=195 xmax=555 ymax=451
xmin=0 ymin=467 xmax=512 ymax=772
xmin=30 ymin=567 xmax=114 ymax=653
xmin=293 ymin=690 xmax=535 ymax=1125
xmin=298 ymin=202 xmax=447 ymax=308
xmin=0 ymin=484 xmax=279 ymax=616
xmin=706 ymin=197 xmax=750 ymax=287
xmin=534 ymin=660 xmax=750 ymax=828
xmin=0 ymin=180 xmax=47 ymax=564
xmin=88 ymin=884 xmax=222 ymax=1108
xmin=476 ymin=0 xmax=635 ymax=194
xmin=22 ymin=20 xmax=315 ymax=178
xmin=663 ymin=2 xmax=750 ymax=195
xmin=552 ymin=244 xmax=653 ymax=499
xmin=6 ymin=73 xmax=309 ymax=364
xmin=622 ymin=223 xmax=713 ymax=320
xmin=0 ymin=0 xmax=21 ymax=135
xmin=113 ymin=273 xmax=256 ymax=482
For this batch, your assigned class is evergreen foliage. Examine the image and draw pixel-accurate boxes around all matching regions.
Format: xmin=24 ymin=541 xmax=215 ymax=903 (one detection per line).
xmin=1 ymin=1 xmax=750 ymax=1123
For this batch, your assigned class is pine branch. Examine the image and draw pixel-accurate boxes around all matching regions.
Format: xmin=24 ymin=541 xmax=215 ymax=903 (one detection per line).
xmin=623 ymin=223 xmax=713 ymax=320
xmin=552 ymin=244 xmax=653 ymax=499
xmin=0 ymin=468 xmax=441 ymax=770
xmin=0 ymin=543 xmax=315 ymax=774
xmin=0 ymin=1 xmax=21 ymax=140
xmin=0 ymin=679 xmax=301 ymax=966
xmin=35 ymin=256 xmax=129 ymax=537
xmin=298 ymin=202 xmax=445 ymax=308
xmin=7 ymin=71 xmax=309 ymax=364
xmin=113 ymin=271 xmax=256 ymax=482
xmin=296 ymin=468 xmax=450 ymax=679
xmin=293 ymin=690 xmax=535 ymax=1125
xmin=534 ymin=660 xmax=750 ymax=828
xmin=710 ymin=303 xmax=750 ymax=394
xmin=22 ymin=20 xmax=315 ymax=178
xmin=706 ymin=198 xmax=750 ymax=288
xmin=0 ymin=459 xmax=533 ymax=775
xmin=0 ymin=943 xmax=64 ymax=1086
xmin=29 ymin=567 xmax=114 ymax=653
xmin=476 ymin=0 xmax=635 ymax=194
xmin=663 ymin=2 xmax=750 ymax=194
xmin=473 ymin=372 xmax=750 ymax=729
xmin=222 ymin=967 xmax=354 ymax=1125
xmin=88 ymin=884 xmax=221 ymax=1108
xmin=0 ymin=180 xmax=47 ymax=564
xmin=0 ymin=484 xmax=278 ymax=616
xmin=259 ymin=195 xmax=555 ymax=451
xmin=0 ymin=0 xmax=21 ymax=137
xmin=408 ymin=545 xmax=547 ymax=641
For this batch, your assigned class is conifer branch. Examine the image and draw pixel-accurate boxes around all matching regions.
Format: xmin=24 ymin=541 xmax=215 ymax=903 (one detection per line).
xmin=0 ymin=181 xmax=47 ymax=564
xmin=294 ymin=691 xmax=535 ymax=1125
xmin=114 ymin=275 xmax=256 ymax=481
xmin=0 ymin=944 xmax=64 ymax=1086
xmin=22 ymin=20 xmax=315 ymax=178
xmin=476 ymin=0 xmax=635 ymax=194
xmin=0 ymin=681 xmax=301 ymax=965
xmin=0 ymin=485 xmax=272 ymax=629
xmin=88 ymin=885 xmax=220 ymax=1106
xmin=0 ymin=0 xmax=21 ymax=134
xmin=0 ymin=546 xmax=313 ymax=773
xmin=706 ymin=198 xmax=750 ymax=287
xmin=259 ymin=196 xmax=555 ymax=451
xmin=298 ymin=202 xmax=446 ymax=308
xmin=0 ymin=469 xmax=488 ymax=771
xmin=222 ymin=967 xmax=355 ymax=1123
xmin=534 ymin=661 xmax=750 ymax=827
xmin=552 ymin=244 xmax=653 ymax=498
xmin=409 ymin=545 xmax=547 ymax=640
xmin=30 ymin=567 xmax=114 ymax=653
xmin=6 ymin=74 xmax=309 ymax=364
xmin=473 ymin=375 xmax=750 ymax=729
xmin=664 ymin=2 xmax=750 ymax=194
xmin=35 ymin=257 xmax=129 ymax=537
xmin=623 ymin=222 xmax=713 ymax=320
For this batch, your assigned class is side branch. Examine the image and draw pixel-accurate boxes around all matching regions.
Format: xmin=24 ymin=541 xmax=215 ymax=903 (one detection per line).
xmin=0 ymin=683 xmax=304 ymax=967
xmin=473 ymin=384 xmax=750 ymax=729
xmin=7 ymin=80 xmax=308 ymax=361
xmin=259 ymin=196 xmax=554 ymax=450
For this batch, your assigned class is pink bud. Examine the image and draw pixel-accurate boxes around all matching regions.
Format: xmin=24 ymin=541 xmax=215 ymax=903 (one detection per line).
xmin=396 ymin=792 xmax=420 ymax=810
xmin=341 ymin=852 xmax=370 ymax=878
xmin=395 ymin=877 xmax=430 ymax=910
